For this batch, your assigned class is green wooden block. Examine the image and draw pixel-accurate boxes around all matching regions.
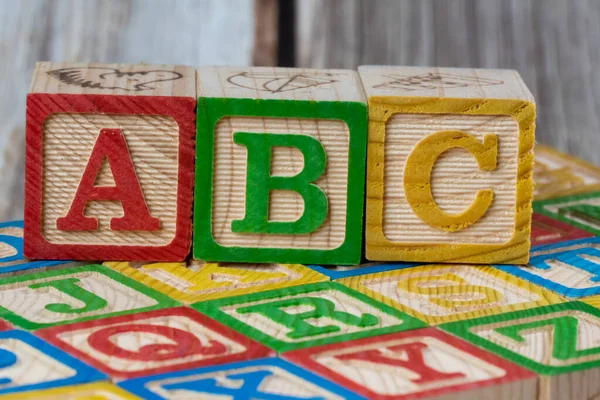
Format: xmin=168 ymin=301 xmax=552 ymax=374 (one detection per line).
xmin=192 ymin=281 xmax=426 ymax=352
xmin=533 ymin=191 xmax=600 ymax=236
xmin=0 ymin=264 xmax=179 ymax=330
xmin=194 ymin=66 xmax=367 ymax=265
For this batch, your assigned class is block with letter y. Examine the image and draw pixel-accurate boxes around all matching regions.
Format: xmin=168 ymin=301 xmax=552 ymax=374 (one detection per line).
xmin=194 ymin=66 xmax=367 ymax=265
xmin=441 ymin=302 xmax=600 ymax=400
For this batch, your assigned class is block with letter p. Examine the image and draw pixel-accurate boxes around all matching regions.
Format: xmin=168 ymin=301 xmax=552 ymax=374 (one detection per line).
xmin=360 ymin=66 xmax=536 ymax=264
xmin=194 ymin=67 xmax=367 ymax=264
xmin=24 ymin=62 xmax=195 ymax=261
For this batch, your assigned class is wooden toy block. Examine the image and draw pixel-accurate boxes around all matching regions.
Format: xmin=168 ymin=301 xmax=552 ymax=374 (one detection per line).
xmin=441 ymin=301 xmax=600 ymax=400
xmin=534 ymin=144 xmax=600 ymax=200
xmin=193 ymin=281 xmax=425 ymax=352
xmin=496 ymin=237 xmax=600 ymax=299
xmin=24 ymin=62 xmax=196 ymax=261
xmin=104 ymin=260 xmax=328 ymax=303
xmin=36 ymin=306 xmax=272 ymax=380
xmin=534 ymin=191 xmax=600 ymax=236
xmin=306 ymin=261 xmax=417 ymax=280
xmin=0 ymin=264 xmax=178 ymax=330
xmin=0 ymin=330 xmax=105 ymax=396
xmin=359 ymin=66 xmax=535 ymax=264
xmin=0 ymin=382 xmax=140 ymax=399
xmin=194 ymin=66 xmax=367 ymax=265
xmin=339 ymin=263 xmax=563 ymax=325
xmin=283 ymin=327 xmax=537 ymax=400
xmin=530 ymin=213 xmax=593 ymax=247
xmin=118 ymin=357 xmax=362 ymax=399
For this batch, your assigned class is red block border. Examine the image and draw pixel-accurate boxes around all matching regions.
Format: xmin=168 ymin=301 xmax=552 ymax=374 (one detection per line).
xmin=24 ymin=93 xmax=195 ymax=261
xmin=531 ymin=212 xmax=593 ymax=247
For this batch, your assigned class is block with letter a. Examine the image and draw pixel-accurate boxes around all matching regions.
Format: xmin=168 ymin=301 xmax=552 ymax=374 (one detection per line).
xmin=24 ymin=62 xmax=195 ymax=261
xmin=194 ymin=66 xmax=367 ymax=265
xmin=359 ymin=66 xmax=535 ymax=264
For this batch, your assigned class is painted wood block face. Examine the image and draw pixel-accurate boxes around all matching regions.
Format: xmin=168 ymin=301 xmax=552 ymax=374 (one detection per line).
xmin=0 ymin=264 xmax=178 ymax=330
xmin=359 ymin=66 xmax=535 ymax=264
xmin=306 ymin=262 xmax=416 ymax=280
xmin=193 ymin=281 xmax=425 ymax=352
xmin=24 ymin=62 xmax=196 ymax=261
xmin=118 ymin=357 xmax=362 ymax=400
xmin=339 ymin=264 xmax=562 ymax=325
xmin=530 ymin=213 xmax=593 ymax=247
xmin=105 ymin=260 xmax=328 ymax=303
xmin=0 ymin=330 xmax=105 ymax=396
xmin=534 ymin=144 xmax=600 ymax=201
xmin=534 ymin=191 xmax=600 ymax=236
xmin=36 ymin=307 xmax=272 ymax=379
xmin=496 ymin=237 xmax=600 ymax=299
xmin=194 ymin=66 xmax=367 ymax=265
xmin=0 ymin=382 xmax=139 ymax=399
xmin=441 ymin=302 xmax=600 ymax=400
xmin=284 ymin=328 xmax=537 ymax=400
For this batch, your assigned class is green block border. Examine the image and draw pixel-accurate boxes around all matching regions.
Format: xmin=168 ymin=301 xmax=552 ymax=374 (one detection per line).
xmin=0 ymin=264 xmax=179 ymax=330
xmin=440 ymin=301 xmax=600 ymax=375
xmin=192 ymin=281 xmax=426 ymax=352
xmin=533 ymin=191 xmax=600 ymax=235
xmin=193 ymin=97 xmax=367 ymax=264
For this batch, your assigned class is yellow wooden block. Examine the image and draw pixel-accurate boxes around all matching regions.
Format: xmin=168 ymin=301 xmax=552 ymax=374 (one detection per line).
xmin=534 ymin=144 xmax=600 ymax=200
xmin=338 ymin=263 xmax=563 ymax=325
xmin=359 ymin=66 xmax=535 ymax=264
xmin=104 ymin=260 xmax=329 ymax=303
xmin=0 ymin=382 xmax=139 ymax=399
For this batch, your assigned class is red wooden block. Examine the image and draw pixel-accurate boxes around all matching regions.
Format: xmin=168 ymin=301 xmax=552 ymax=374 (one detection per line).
xmin=283 ymin=327 xmax=537 ymax=400
xmin=24 ymin=62 xmax=195 ymax=261
xmin=0 ymin=319 xmax=12 ymax=332
xmin=35 ymin=306 xmax=273 ymax=380
xmin=530 ymin=213 xmax=592 ymax=247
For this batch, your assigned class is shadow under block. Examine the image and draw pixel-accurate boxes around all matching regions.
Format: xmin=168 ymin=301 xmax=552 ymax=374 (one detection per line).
xmin=359 ymin=66 xmax=536 ymax=264
xmin=24 ymin=62 xmax=196 ymax=261
xmin=0 ymin=382 xmax=139 ymax=399
xmin=104 ymin=260 xmax=328 ymax=303
xmin=193 ymin=281 xmax=425 ymax=352
xmin=339 ymin=263 xmax=563 ymax=325
xmin=441 ymin=302 xmax=600 ymax=400
xmin=306 ymin=261 xmax=417 ymax=280
xmin=283 ymin=328 xmax=537 ymax=400
xmin=534 ymin=191 xmax=600 ymax=236
xmin=194 ymin=66 xmax=367 ymax=265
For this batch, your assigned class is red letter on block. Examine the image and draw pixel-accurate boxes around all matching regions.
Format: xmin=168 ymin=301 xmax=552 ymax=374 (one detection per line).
xmin=56 ymin=128 xmax=159 ymax=231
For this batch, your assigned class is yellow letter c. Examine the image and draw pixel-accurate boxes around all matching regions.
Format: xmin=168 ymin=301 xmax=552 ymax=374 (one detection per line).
xmin=403 ymin=130 xmax=498 ymax=232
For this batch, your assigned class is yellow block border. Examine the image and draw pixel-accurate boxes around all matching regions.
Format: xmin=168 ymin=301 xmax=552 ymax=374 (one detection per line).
xmin=365 ymin=96 xmax=536 ymax=264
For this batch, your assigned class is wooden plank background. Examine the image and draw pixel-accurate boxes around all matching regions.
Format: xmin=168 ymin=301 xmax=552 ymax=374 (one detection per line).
xmin=1 ymin=0 xmax=598 ymax=219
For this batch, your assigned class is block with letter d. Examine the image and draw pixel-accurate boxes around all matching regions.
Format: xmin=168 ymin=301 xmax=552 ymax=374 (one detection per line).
xmin=359 ymin=66 xmax=536 ymax=264
xmin=24 ymin=62 xmax=196 ymax=261
xmin=194 ymin=66 xmax=367 ymax=264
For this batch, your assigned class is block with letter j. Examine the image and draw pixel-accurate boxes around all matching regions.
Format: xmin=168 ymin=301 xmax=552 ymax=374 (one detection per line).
xmin=194 ymin=67 xmax=367 ymax=264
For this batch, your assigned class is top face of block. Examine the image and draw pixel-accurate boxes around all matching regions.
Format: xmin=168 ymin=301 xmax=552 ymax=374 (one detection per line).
xmin=30 ymin=62 xmax=196 ymax=97
xmin=358 ymin=65 xmax=534 ymax=101
xmin=196 ymin=66 xmax=366 ymax=102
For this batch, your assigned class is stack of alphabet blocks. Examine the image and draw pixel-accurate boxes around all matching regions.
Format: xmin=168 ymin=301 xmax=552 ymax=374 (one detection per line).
xmin=0 ymin=62 xmax=597 ymax=398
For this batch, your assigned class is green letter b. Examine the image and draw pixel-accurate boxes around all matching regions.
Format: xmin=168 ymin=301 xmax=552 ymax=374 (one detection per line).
xmin=231 ymin=132 xmax=328 ymax=235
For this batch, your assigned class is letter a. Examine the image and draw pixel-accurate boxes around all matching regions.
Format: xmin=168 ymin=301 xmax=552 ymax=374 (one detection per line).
xmin=57 ymin=128 xmax=160 ymax=231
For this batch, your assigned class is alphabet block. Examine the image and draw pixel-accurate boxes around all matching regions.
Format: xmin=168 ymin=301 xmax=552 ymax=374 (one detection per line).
xmin=36 ymin=307 xmax=272 ymax=380
xmin=0 ymin=264 xmax=178 ymax=330
xmin=534 ymin=144 xmax=600 ymax=200
xmin=441 ymin=301 xmax=600 ymax=400
xmin=496 ymin=237 xmax=600 ymax=299
xmin=339 ymin=263 xmax=562 ymax=325
xmin=283 ymin=328 xmax=537 ymax=400
xmin=193 ymin=281 xmax=425 ymax=352
xmin=306 ymin=261 xmax=416 ymax=280
xmin=105 ymin=260 xmax=328 ymax=303
xmin=359 ymin=66 xmax=535 ymax=264
xmin=534 ymin=191 xmax=600 ymax=236
xmin=0 ymin=383 xmax=138 ymax=399
xmin=24 ymin=62 xmax=196 ymax=261
xmin=194 ymin=66 xmax=367 ymax=265
xmin=118 ymin=357 xmax=362 ymax=399
xmin=0 ymin=330 xmax=105 ymax=396
xmin=531 ymin=213 xmax=593 ymax=247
